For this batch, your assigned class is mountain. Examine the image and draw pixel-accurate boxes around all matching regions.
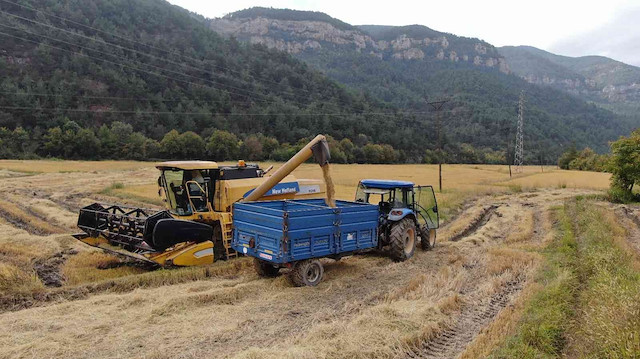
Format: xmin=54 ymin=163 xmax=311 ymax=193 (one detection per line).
xmin=0 ymin=2 xmax=635 ymax=163
xmin=0 ymin=0 xmax=424 ymax=161
xmin=498 ymin=45 xmax=640 ymax=116
xmin=209 ymin=8 xmax=635 ymax=158
xmin=211 ymin=8 xmax=509 ymax=74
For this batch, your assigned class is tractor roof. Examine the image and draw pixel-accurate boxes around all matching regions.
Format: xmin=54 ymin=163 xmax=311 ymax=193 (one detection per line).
xmin=359 ymin=179 xmax=414 ymax=189
xmin=155 ymin=161 xmax=219 ymax=170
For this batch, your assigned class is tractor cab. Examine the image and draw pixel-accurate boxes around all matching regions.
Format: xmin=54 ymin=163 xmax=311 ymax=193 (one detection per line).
xmin=355 ymin=179 xmax=415 ymax=214
xmin=156 ymin=161 xmax=265 ymax=217
xmin=355 ymin=179 xmax=439 ymax=252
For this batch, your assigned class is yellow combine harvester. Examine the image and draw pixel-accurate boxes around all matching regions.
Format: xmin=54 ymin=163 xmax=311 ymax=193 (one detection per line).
xmin=74 ymin=135 xmax=331 ymax=266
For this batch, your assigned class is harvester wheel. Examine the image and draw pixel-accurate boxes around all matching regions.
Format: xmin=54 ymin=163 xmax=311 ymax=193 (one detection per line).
xmin=389 ymin=218 xmax=416 ymax=261
xmin=253 ymin=258 xmax=280 ymax=278
xmin=288 ymin=259 xmax=324 ymax=287
xmin=420 ymin=228 xmax=436 ymax=251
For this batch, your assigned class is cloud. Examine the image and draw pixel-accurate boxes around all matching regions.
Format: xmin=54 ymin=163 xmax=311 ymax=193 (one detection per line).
xmin=549 ymin=6 xmax=640 ymax=66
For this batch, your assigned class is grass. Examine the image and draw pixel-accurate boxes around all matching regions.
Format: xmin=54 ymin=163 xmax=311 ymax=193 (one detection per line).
xmin=0 ymin=160 xmax=624 ymax=358
xmin=61 ymin=252 xmax=146 ymax=286
xmin=488 ymin=205 xmax=578 ymax=358
xmin=99 ymin=182 xmax=164 ymax=206
xmin=0 ymin=159 xmax=149 ymax=173
xmin=566 ymin=200 xmax=640 ymax=358
xmin=489 ymin=199 xmax=640 ymax=358
xmin=0 ymin=199 xmax=65 ymax=235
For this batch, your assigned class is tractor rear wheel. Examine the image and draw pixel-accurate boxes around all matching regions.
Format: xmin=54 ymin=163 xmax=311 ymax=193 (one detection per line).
xmin=253 ymin=258 xmax=280 ymax=277
xmin=389 ymin=218 xmax=417 ymax=261
xmin=288 ymin=259 xmax=324 ymax=286
xmin=420 ymin=228 xmax=437 ymax=251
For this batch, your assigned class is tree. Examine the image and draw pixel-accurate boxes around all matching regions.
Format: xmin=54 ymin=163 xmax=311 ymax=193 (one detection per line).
xmin=74 ymin=128 xmax=100 ymax=159
xmin=43 ymin=127 xmax=65 ymax=158
xmin=178 ymin=131 xmax=205 ymax=159
xmin=206 ymin=130 xmax=239 ymax=160
xmin=240 ymin=135 xmax=264 ymax=160
xmin=609 ymin=129 xmax=640 ymax=199
xmin=558 ymin=143 xmax=578 ymax=169
xmin=97 ymin=125 xmax=117 ymax=158
xmin=160 ymin=129 xmax=182 ymax=158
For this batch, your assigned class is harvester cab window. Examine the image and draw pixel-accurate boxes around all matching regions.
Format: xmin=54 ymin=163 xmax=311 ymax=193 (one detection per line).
xmin=163 ymin=169 xmax=192 ymax=216
xmin=185 ymin=170 xmax=209 ymax=212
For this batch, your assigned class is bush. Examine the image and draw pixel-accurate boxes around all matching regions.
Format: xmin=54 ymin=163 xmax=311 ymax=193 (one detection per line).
xmin=607 ymin=186 xmax=637 ymax=203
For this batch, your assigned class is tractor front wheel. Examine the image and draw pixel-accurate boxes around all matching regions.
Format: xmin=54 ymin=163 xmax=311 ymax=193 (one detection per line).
xmin=288 ymin=259 xmax=324 ymax=286
xmin=389 ymin=218 xmax=417 ymax=261
xmin=420 ymin=228 xmax=437 ymax=251
xmin=254 ymin=258 xmax=280 ymax=277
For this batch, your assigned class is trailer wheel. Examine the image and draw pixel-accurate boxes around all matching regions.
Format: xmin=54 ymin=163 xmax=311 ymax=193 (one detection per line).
xmin=420 ymin=228 xmax=436 ymax=251
xmin=288 ymin=259 xmax=324 ymax=287
xmin=253 ymin=258 xmax=280 ymax=278
xmin=389 ymin=218 xmax=416 ymax=261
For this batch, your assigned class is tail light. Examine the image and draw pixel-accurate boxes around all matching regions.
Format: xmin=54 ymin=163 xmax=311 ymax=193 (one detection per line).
xmin=390 ymin=210 xmax=403 ymax=216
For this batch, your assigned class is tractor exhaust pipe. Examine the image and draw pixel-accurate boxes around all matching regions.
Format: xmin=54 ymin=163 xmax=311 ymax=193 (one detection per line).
xmin=243 ymin=134 xmax=330 ymax=202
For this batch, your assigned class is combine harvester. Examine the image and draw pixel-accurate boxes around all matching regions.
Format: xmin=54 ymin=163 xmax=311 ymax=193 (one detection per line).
xmin=75 ymin=135 xmax=331 ymax=266
xmin=75 ymin=134 xmax=439 ymax=286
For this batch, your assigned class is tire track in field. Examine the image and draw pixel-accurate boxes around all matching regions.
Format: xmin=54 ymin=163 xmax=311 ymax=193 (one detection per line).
xmin=409 ymin=277 xmax=524 ymax=359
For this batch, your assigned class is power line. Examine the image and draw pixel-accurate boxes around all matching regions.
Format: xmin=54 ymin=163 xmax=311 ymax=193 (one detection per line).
xmin=0 ymin=105 xmax=438 ymax=118
xmin=0 ymin=21 xmax=291 ymax=104
xmin=0 ymin=18 xmax=378 ymax=111
xmin=0 ymin=29 xmax=304 ymax=107
xmin=0 ymin=0 xmax=324 ymax=98
xmin=0 ymin=91 xmax=257 ymax=105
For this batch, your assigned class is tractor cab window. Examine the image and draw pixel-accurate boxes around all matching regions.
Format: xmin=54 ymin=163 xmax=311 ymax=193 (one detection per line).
xmin=355 ymin=185 xmax=395 ymax=212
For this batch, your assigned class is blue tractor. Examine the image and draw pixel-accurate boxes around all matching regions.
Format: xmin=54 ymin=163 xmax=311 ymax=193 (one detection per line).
xmin=355 ymin=179 xmax=439 ymax=261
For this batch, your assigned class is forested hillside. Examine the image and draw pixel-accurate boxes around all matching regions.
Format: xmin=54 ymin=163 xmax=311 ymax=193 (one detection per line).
xmin=0 ymin=0 xmax=422 ymax=162
xmin=499 ymin=45 xmax=640 ymax=117
xmin=210 ymin=8 xmax=636 ymax=161
xmin=0 ymin=1 xmax=635 ymax=164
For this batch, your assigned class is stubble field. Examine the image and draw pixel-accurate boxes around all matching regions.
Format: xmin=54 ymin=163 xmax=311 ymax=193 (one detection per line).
xmin=1 ymin=160 xmax=638 ymax=359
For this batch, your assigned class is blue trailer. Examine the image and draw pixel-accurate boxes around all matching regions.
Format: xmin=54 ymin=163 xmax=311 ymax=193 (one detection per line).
xmin=232 ymin=180 xmax=439 ymax=286
xmin=232 ymin=199 xmax=380 ymax=286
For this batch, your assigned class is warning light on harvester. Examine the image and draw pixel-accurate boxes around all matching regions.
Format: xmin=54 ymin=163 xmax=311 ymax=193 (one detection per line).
xmin=238 ymin=160 xmax=246 ymax=167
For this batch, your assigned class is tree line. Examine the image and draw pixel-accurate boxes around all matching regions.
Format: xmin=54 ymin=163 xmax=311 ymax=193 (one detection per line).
xmin=556 ymin=129 xmax=640 ymax=203
xmin=0 ymin=119 xmax=410 ymax=164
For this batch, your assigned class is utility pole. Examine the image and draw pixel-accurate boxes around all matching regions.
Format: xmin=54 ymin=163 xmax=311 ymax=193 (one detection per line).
xmin=426 ymin=98 xmax=449 ymax=193
xmin=514 ymin=91 xmax=525 ymax=173
xmin=502 ymin=118 xmax=512 ymax=178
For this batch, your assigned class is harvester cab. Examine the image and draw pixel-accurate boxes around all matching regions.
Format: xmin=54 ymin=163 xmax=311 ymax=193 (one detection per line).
xmin=75 ymin=135 xmax=331 ymax=267
xmin=355 ymin=179 xmax=439 ymax=260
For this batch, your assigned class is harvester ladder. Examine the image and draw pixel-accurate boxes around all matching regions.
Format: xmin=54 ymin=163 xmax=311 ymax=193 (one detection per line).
xmin=220 ymin=213 xmax=236 ymax=259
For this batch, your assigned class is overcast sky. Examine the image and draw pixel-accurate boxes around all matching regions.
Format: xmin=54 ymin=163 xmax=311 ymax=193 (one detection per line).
xmin=168 ymin=0 xmax=640 ymax=66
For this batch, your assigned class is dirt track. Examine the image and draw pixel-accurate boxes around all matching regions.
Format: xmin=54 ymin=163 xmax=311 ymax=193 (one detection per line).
xmin=0 ymin=168 xmax=603 ymax=358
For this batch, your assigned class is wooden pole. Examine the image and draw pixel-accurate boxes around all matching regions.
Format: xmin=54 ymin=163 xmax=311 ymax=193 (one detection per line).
xmin=438 ymin=163 xmax=442 ymax=193
xmin=426 ymin=98 xmax=449 ymax=193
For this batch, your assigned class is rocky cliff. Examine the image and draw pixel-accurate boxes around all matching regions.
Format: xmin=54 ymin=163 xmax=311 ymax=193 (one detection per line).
xmin=209 ymin=9 xmax=509 ymax=74
xmin=499 ymin=46 xmax=640 ymax=113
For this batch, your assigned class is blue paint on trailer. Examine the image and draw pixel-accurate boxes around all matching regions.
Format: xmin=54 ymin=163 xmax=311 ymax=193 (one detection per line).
xmin=232 ymin=199 xmax=379 ymax=265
